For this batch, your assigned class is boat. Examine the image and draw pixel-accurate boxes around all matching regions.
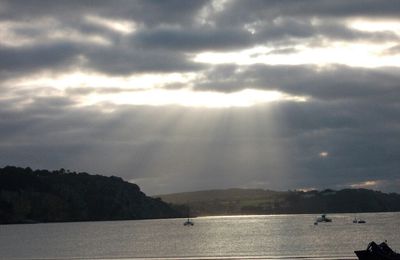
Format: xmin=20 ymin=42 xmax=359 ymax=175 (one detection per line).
xmin=183 ymin=218 xmax=194 ymax=226
xmin=183 ymin=208 xmax=194 ymax=226
xmin=353 ymin=217 xmax=366 ymax=224
xmin=315 ymin=214 xmax=332 ymax=223
xmin=355 ymin=241 xmax=400 ymax=260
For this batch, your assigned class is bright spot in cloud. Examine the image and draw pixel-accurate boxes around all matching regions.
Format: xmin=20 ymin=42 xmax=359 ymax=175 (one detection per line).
xmin=319 ymin=151 xmax=329 ymax=158
xmin=296 ymin=187 xmax=317 ymax=192
xmin=83 ymin=88 xmax=307 ymax=108
xmin=194 ymin=42 xmax=400 ymax=68
xmin=350 ymin=180 xmax=379 ymax=189
xmin=11 ymin=71 xmax=307 ymax=108
xmin=0 ymin=18 xmax=111 ymax=47
xmin=11 ymin=71 xmax=196 ymax=91
xmin=349 ymin=19 xmax=400 ymax=34
xmin=85 ymin=15 xmax=137 ymax=34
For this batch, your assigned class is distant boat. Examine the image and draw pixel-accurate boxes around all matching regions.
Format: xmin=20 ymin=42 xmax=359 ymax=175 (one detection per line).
xmin=183 ymin=208 xmax=194 ymax=226
xmin=316 ymin=214 xmax=332 ymax=223
xmin=353 ymin=217 xmax=366 ymax=224
xmin=183 ymin=218 xmax=194 ymax=226
xmin=355 ymin=241 xmax=400 ymax=260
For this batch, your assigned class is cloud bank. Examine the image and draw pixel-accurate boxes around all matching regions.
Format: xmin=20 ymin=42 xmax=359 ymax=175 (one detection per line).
xmin=0 ymin=0 xmax=399 ymax=194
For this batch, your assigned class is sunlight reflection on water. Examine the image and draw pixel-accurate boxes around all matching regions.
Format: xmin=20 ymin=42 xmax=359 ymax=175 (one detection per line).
xmin=0 ymin=212 xmax=399 ymax=259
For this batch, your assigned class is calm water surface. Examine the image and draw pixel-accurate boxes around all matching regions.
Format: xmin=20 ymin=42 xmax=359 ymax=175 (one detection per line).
xmin=1 ymin=212 xmax=399 ymax=259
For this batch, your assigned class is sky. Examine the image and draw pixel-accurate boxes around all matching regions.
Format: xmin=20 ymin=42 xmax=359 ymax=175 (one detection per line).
xmin=1 ymin=0 xmax=400 ymax=195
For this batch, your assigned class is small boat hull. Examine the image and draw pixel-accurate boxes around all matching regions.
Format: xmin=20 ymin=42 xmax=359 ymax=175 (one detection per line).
xmin=316 ymin=214 xmax=332 ymax=223
xmin=183 ymin=218 xmax=194 ymax=226
xmin=355 ymin=250 xmax=378 ymax=260
xmin=355 ymin=249 xmax=400 ymax=260
xmin=355 ymin=242 xmax=400 ymax=260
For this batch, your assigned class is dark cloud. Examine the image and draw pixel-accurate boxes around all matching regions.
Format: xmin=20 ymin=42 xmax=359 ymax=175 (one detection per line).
xmin=0 ymin=0 xmax=211 ymax=26
xmin=217 ymin=0 xmax=400 ymax=25
xmin=84 ymin=46 xmax=204 ymax=75
xmin=133 ymin=26 xmax=254 ymax=51
xmin=196 ymin=65 xmax=400 ymax=101
xmin=131 ymin=16 xmax=397 ymax=52
xmin=0 ymin=43 xmax=78 ymax=74
xmin=3 ymin=0 xmax=399 ymax=23
xmin=0 ymin=35 xmax=204 ymax=77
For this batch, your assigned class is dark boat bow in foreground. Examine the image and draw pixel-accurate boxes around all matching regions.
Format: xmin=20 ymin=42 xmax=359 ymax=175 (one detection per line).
xmin=355 ymin=241 xmax=400 ymax=260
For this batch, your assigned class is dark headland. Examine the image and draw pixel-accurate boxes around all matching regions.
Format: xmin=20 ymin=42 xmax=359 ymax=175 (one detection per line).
xmin=0 ymin=166 xmax=183 ymax=224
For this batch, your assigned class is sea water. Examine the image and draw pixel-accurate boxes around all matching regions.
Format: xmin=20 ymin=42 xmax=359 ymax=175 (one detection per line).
xmin=0 ymin=212 xmax=399 ymax=259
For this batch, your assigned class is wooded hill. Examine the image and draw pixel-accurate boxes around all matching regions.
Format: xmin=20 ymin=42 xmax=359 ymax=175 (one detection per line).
xmin=157 ymin=188 xmax=400 ymax=216
xmin=0 ymin=166 xmax=182 ymax=224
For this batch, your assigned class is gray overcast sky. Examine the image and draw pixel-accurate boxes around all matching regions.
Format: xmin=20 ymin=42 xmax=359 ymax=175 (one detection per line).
xmin=0 ymin=0 xmax=399 ymax=195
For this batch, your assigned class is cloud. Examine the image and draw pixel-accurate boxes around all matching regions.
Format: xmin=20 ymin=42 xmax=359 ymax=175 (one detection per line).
xmin=349 ymin=179 xmax=400 ymax=192
xmin=382 ymin=44 xmax=400 ymax=55
xmin=251 ymin=18 xmax=398 ymax=46
xmin=0 ymin=0 xmax=399 ymax=195
xmin=0 ymin=33 xmax=204 ymax=77
xmin=195 ymin=64 xmax=400 ymax=101
xmin=1 ymin=86 xmax=399 ymax=194
xmin=0 ymin=0 xmax=211 ymax=26
xmin=84 ymin=46 xmax=205 ymax=75
xmin=350 ymin=180 xmax=379 ymax=189
xmin=0 ymin=1 xmax=212 ymax=76
xmin=218 ymin=0 xmax=400 ymax=23
xmin=0 ymin=43 xmax=79 ymax=74
xmin=1 ymin=0 xmax=399 ymax=78
xmin=133 ymin=26 xmax=254 ymax=52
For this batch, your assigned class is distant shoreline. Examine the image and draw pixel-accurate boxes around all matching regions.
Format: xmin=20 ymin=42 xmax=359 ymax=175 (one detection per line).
xmin=2 ymin=210 xmax=399 ymax=226
xmin=192 ymin=210 xmax=400 ymax=218
xmin=157 ymin=188 xmax=400 ymax=217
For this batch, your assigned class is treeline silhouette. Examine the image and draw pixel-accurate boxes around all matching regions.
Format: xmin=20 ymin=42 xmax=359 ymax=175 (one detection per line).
xmin=0 ymin=166 xmax=183 ymax=224
xmin=158 ymin=188 xmax=400 ymax=216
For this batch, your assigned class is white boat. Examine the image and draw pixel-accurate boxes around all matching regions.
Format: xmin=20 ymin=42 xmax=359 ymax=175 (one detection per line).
xmin=316 ymin=214 xmax=332 ymax=223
